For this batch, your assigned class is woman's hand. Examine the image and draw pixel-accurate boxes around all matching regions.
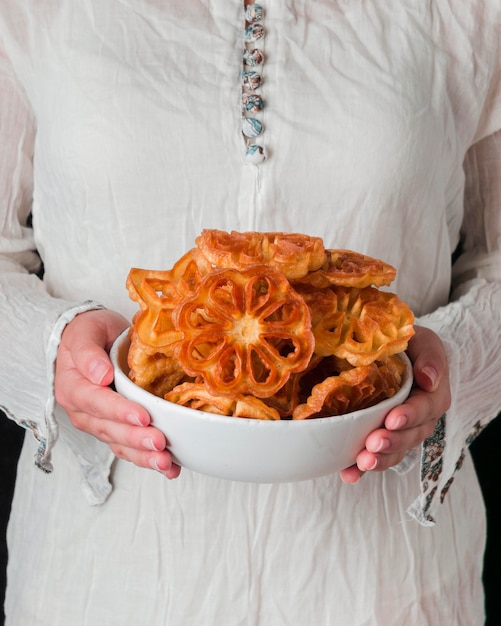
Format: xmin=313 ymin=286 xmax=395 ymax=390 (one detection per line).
xmin=55 ymin=309 xmax=181 ymax=479
xmin=340 ymin=325 xmax=451 ymax=484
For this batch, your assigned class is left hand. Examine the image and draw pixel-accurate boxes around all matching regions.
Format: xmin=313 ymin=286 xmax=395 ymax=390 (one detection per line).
xmin=339 ymin=325 xmax=451 ymax=483
xmin=55 ymin=309 xmax=181 ymax=479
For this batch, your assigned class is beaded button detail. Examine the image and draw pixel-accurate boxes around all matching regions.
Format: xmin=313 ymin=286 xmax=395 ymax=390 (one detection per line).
xmin=242 ymin=1 xmax=266 ymax=164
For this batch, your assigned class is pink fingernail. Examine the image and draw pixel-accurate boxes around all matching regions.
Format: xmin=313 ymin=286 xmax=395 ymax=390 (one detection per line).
xmin=127 ymin=413 xmax=144 ymax=426
xmin=388 ymin=414 xmax=407 ymax=430
xmin=421 ymin=366 xmax=438 ymax=389
xmin=375 ymin=437 xmax=390 ymax=452
xmin=89 ymin=359 xmax=110 ymax=385
xmin=365 ymin=457 xmax=379 ymax=471
xmin=149 ymin=457 xmax=161 ymax=471
xmin=143 ymin=438 xmax=163 ymax=451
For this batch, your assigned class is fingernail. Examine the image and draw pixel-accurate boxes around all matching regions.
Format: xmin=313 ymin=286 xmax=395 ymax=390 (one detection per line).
xmin=149 ymin=456 xmax=171 ymax=475
xmin=364 ymin=457 xmax=379 ymax=471
xmin=387 ymin=414 xmax=407 ymax=430
xmin=143 ymin=438 xmax=163 ymax=451
xmin=149 ymin=457 xmax=161 ymax=471
xmin=89 ymin=359 xmax=110 ymax=385
xmin=374 ymin=437 xmax=390 ymax=452
xmin=127 ymin=413 xmax=144 ymax=426
xmin=421 ymin=366 xmax=438 ymax=389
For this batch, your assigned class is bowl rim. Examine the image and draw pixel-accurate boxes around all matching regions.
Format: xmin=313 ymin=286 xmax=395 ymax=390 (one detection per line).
xmin=110 ymin=328 xmax=413 ymax=428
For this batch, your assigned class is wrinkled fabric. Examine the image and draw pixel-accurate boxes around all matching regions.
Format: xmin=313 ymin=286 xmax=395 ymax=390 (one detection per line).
xmin=7 ymin=434 xmax=487 ymax=626
xmin=1 ymin=1 xmax=500 ymax=624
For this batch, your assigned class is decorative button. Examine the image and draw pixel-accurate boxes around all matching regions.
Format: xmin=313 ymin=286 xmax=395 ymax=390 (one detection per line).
xmin=242 ymin=70 xmax=263 ymax=91
xmin=244 ymin=23 xmax=264 ymax=43
xmin=242 ymin=93 xmax=264 ymax=113
xmin=245 ymin=4 xmax=263 ymax=23
xmin=241 ymin=2 xmax=266 ymax=164
xmin=245 ymin=144 xmax=266 ymax=164
xmin=243 ymin=48 xmax=264 ymax=67
xmin=242 ymin=117 xmax=263 ymax=138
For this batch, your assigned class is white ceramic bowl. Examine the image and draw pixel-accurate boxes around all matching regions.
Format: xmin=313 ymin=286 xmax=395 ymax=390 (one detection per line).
xmin=110 ymin=329 xmax=413 ymax=483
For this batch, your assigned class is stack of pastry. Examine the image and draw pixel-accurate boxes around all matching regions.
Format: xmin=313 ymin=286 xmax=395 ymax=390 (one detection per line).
xmin=126 ymin=230 xmax=414 ymax=420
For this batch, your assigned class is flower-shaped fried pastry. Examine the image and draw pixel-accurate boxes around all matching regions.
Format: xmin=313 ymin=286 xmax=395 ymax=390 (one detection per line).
xmin=292 ymin=356 xmax=405 ymax=419
xmin=299 ymin=285 xmax=415 ymax=366
xmin=125 ymin=230 xmax=415 ymax=420
xmin=196 ymin=229 xmax=326 ymax=279
xmin=165 ymin=382 xmax=281 ymax=420
xmin=126 ymin=248 xmax=212 ymax=349
xmin=293 ymin=249 xmax=396 ymax=289
xmin=173 ymin=266 xmax=314 ymax=398
xmin=126 ymin=249 xmax=212 ymax=392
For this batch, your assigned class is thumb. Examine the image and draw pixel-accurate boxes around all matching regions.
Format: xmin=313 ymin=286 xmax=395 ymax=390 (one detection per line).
xmin=60 ymin=310 xmax=128 ymax=386
xmin=406 ymin=325 xmax=447 ymax=393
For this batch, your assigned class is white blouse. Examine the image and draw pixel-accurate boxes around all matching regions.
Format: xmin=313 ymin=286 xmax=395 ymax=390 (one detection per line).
xmin=1 ymin=2 xmax=500 ymax=624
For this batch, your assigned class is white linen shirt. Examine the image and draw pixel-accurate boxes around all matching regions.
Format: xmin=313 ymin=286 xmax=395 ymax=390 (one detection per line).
xmin=1 ymin=2 xmax=500 ymax=624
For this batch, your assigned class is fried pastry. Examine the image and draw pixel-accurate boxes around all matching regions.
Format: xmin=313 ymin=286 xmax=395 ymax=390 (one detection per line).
xmin=126 ymin=248 xmax=212 ymax=349
xmin=196 ymin=229 xmax=326 ymax=279
xmin=126 ymin=230 xmax=413 ymax=419
xmin=293 ymin=248 xmax=397 ymax=289
xmin=173 ymin=265 xmax=315 ymax=398
xmin=165 ymin=382 xmax=281 ymax=420
xmin=298 ymin=284 xmax=415 ymax=366
xmin=127 ymin=330 xmax=189 ymax=397
xmin=292 ymin=356 xmax=405 ymax=420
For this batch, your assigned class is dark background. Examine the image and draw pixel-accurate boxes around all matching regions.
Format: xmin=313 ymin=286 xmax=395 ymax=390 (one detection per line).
xmin=1 ymin=412 xmax=500 ymax=626
xmin=1 ymin=415 xmax=24 ymax=626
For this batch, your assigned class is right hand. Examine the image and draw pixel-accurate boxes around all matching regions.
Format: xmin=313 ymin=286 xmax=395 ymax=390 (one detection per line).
xmin=54 ymin=308 xmax=181 ymax=479
xmin=340 ymin=325 xmax=451 ymax=483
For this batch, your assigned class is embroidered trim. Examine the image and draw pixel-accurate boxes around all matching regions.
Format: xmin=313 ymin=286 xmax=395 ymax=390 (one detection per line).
xmin=419 ymin=413 xmax=446 ymax=523
xmin=439 ymin=419 xmax=483 ymax=504
xmin=418 ymin=416 xmax=485 ymax=524
xmin=242 ymin=1 xmax=266 ymax=163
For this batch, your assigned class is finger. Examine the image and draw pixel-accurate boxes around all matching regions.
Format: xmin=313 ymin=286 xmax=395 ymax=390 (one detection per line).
xmin=407 ymin=326 xmax=448 ymax=393
xmin=359 ymin=404 xmax=441 ymax=474
xmin=339 ymin=464 xmax=365 ymax=484
xmin=61 ymin=311 xmax=128 ymax=386
xmin=65 ymin=336 xmax=115 ymax=387
xmin=110 ymin=443 xmax=181 ymax=479
xmin=65 ymin=379 xmax=182 ymax=479
xmin=384 ymin=386 xmax=449 ymax=434
xmin=71 ymin=409 xmax=166 ymax=450
xmin=60 ymin=368 xmax=152 ymax=427
xmin=355 ymin=449 xmax=406 ymax=473
xmin=366 ymin=414 xmax=437 ymax=457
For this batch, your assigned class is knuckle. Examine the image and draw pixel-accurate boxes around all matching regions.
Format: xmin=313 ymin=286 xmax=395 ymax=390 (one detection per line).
xmin=94 ymin=422 xmax=110 ymax=442
xmin=111 ymin=444 xmax=129 ymax=461
xmin=378 ymin=451 xmax=404 ymax=472
xmin=69 ymin=412 xmax=86 ymax=431
xmin=86 ymin=399 xmax=104 ymax=418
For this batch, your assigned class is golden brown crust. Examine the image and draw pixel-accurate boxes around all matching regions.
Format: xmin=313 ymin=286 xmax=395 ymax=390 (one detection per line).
xmin=127 ymin=331 xmax=188 ymax=398
xmin=292 ymin=356 xmax=405 ymax=420
xmin=165 ymin=382 xmax=281 ymax=420
xmin=125 ymin=231 xmax=413 ymax=419
xmin=297 ymin=284 xmax=415 ymax=366
xmin=293 ymin=249 xmax=396 ymax=289
xmin=196 ymin=229 xmax=326 ymax=279
xmin=173 ymin=265 xmax=314 ymax=398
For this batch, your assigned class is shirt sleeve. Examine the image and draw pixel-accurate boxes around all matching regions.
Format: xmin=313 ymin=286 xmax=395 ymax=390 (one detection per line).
xmin=0 ymin=43 xmax=108 ymax=490
xmin=407 ymin=129 xmax=501 ymax=525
